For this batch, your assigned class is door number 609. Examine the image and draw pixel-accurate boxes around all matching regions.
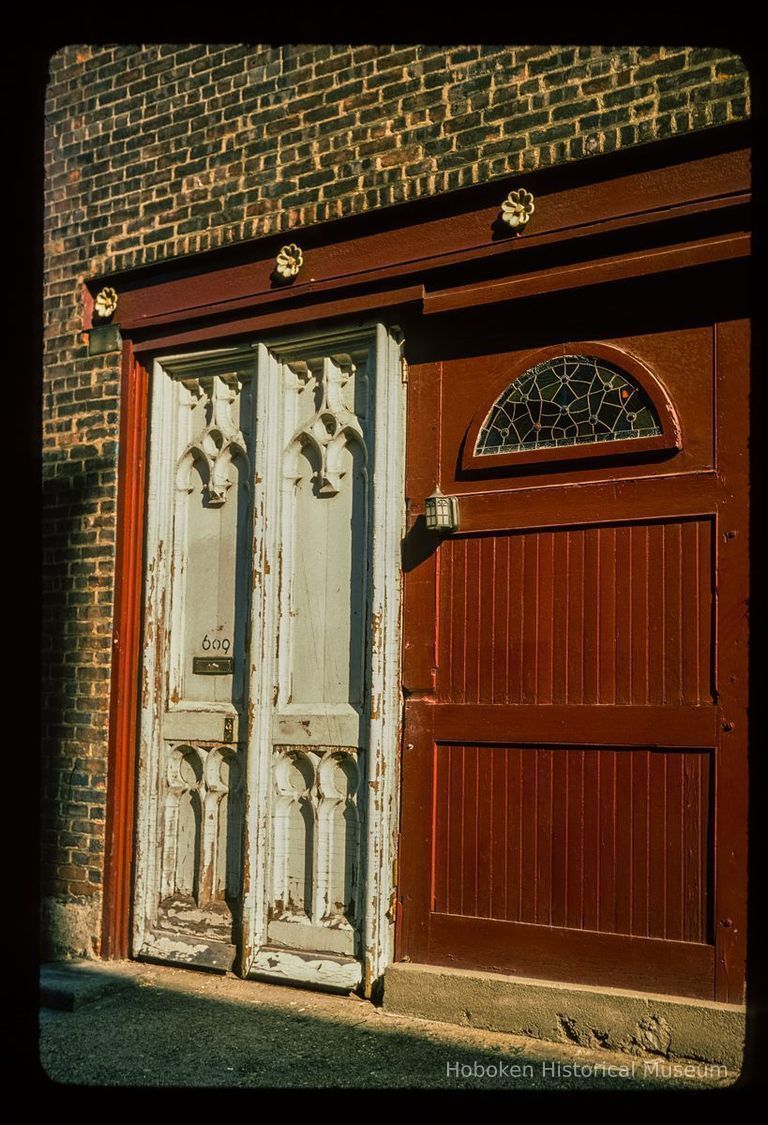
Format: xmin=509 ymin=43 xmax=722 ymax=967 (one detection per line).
xmin=201 ymin=634 xmax=231 ymax=653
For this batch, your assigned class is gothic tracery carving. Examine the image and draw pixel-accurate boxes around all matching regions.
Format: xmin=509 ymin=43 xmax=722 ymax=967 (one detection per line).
xmin=272 ymin=746 xmax=361 ymax=928
xmin=176 ymin=373 xmax=250 ymax=506
xmin=284 ymin=354 xmax=367 ymax=495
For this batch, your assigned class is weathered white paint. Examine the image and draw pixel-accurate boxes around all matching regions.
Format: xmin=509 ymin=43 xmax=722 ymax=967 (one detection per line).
xmin=270 ymin=344 xmax=368 ymax=959
xmin=249 ymin=948 xmax=362 ymax=992
xmin=135 ymin=324 xmax=405 ymax=994
xmin=241 ymin=324 xmax=404 ymax=994
xmin=134 ymin=347 xmax=255 ymax=969
xmin=364 ymin=323 xmax=407 ymax=991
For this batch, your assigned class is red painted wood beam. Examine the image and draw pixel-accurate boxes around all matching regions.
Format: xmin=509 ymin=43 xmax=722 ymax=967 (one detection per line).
xmin=101 ymin=343 xmax=149 ymax=960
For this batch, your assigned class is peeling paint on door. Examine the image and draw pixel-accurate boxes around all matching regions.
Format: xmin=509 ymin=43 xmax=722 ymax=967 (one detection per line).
xmin=134 ymin=348 xmax=256 ymax=971
xmin=134 ymin=326 xmax=405 ymax=994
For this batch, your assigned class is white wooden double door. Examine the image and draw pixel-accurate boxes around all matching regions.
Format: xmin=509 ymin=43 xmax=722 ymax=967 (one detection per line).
xmin=133 ymin=325 xmax=404 ymax=992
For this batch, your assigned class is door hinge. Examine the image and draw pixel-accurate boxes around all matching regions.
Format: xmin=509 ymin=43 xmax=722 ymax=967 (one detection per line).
xmin=401 ymin=357 xmax=409 ymax=384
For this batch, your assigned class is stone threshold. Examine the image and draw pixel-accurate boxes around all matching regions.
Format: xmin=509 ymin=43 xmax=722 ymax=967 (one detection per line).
xmin=40 ymin=959 xmax=140 ymax=1012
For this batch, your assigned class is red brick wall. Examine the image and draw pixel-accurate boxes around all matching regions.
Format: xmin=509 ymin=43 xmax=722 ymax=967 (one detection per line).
xmin=42 ymin=44 xmax=750 ymax=956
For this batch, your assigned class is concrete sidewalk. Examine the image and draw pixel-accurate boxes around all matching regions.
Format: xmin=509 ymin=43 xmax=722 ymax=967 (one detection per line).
xmin=39 ymin=960 xmax=735 ymax=1089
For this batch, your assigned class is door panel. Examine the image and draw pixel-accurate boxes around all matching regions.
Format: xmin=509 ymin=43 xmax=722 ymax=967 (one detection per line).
xmin=244 ymin=325 xmax=405 ymax=991
xmin=442 ymin=326 xmax=717 ymax=485
xmin=265 ymin=346 xmax=371 ymax=966
xmin=437 ymin=519 xmax=714 ymax=706
xmin=136 ymin=352 xmax=256 ymax=969
xmin=431 ymin=742 xmax=711 ymax=942
xmin=398 ymin=274 xmax=748 ymax=1002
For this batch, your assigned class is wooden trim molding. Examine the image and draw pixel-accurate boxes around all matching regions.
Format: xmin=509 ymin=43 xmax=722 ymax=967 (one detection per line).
xmin=84 ymin=125 xmax=750 ymax=357
xmin=101 ymin=343 xmax=149 ymax=959
xmin=424 ymin=231 xmax=750 ymax=316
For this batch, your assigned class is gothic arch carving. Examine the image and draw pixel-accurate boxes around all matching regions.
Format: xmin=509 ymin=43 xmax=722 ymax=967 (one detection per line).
xmin=282 ymin=355 xmax=368 ymax=496
xmin=175 ymin=372 xmax=250 ymax=506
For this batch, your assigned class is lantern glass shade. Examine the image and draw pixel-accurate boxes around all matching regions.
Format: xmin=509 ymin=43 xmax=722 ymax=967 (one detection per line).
xmin=425 ymin=486 xmax=459 ymax=532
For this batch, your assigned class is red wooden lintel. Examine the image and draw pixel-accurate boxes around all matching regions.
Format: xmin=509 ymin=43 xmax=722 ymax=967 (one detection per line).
xmin=84 ymin=134 xmax=749 ymax=346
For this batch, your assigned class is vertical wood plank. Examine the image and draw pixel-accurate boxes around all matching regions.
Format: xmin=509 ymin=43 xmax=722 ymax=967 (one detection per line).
xmin=647 ymin=522 xmax=665 ymax=704
xmin=447 ymin=744 xmax=464 ymax=915
xmin=479 ymin=536 xmax=496 ymax=705
xmin=630 ymin=524 xmax=649 ymax=704
xmin=522 ymin=532 xmax=539 ymax=703
xmin=681 ymin=519 xmax=701 ymax=704
xmin=648 ymin=750 xmax=667 ymax=938
xmin=665 ymin=520 xmax=683 ymax=705
xmin=538 ymin=531 xmax=555 ymax=705
xmin=597 ymin=750 xmax=617 ymax=934
xmin=565 ymin=747 xmax=584 ymax=930
xmin=476 ymin=745 xmax=493 ymax=917
xmin=582 ymin=748 xmax=600 ymax=932
xmin=632 ymin=750 xmax=650 ymax=937
xmin=506 ymin=748 xmax=523 ymax=922
xmin=583 ymin=526 xmax=600 ymax=705
xmin=490 ymin=746 xmax=509 ymax=918
xmin=549 ymin=749 xmax=568 ymax=929
xmin=615 ymin=749 xmax=633 ymax=936
xmin=520 ymin=748 xmax=537 ymax=923
xmin=461 ymin=745 xmax=479 ymax=917
xmin=598 ymin=525 xmax=617 ymax=704
xmin=615 ymin=525 xmax=632 ymax=704
xmin=432 ymin=745 xmax=450 ymax=914
xmin=464 ymin=539 xmax=481 ymax=703
xmin=535 ymin=748 xmax=554 ymax=925
xmin=665 ymin=751 xmax=684 ymax=941
xmin=552 ymin=531 xmax=569 ymax=704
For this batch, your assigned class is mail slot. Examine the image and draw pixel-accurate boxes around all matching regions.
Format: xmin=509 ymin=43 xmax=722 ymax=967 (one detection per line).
xmin=193 ymin=656 xmax=234 ymax=675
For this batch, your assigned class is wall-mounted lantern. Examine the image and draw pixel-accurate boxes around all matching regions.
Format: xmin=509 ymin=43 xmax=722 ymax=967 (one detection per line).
xmin=425 ymin=485 xmax=460 ymax=533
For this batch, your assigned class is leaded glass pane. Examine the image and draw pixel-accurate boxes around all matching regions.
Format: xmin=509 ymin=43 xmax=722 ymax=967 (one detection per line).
xmin=475 ymin=355 xmax=662 ymax=456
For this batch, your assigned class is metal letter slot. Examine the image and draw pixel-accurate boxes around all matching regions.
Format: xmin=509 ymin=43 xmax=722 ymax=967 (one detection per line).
xmin=193 ymin=656 xmax=234 ymax=675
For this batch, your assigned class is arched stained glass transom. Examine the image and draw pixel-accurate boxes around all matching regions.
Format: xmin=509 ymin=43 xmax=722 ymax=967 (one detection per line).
xmin=475 ymin=354 xmax=663 ymax=456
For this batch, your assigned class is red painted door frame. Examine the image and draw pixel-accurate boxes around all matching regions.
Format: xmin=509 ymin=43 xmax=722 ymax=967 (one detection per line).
xmin=100 ymin=342 xmax=149 ymax=959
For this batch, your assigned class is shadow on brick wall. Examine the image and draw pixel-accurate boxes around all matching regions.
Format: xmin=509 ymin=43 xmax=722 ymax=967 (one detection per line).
xmin=41 ymin=446 xmax=117 ymax=941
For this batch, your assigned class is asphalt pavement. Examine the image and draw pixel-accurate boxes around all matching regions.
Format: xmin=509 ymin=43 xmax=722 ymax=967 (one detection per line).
xmin=39 ymin=959 xmax=734 ymax=1090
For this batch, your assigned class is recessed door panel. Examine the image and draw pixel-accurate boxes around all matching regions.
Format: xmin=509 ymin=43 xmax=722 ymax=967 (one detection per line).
xmin=136 ymin=354 xmax=255 ymax=969
xmin=265 ymin=346 xmax=371 ymax=970
xmin=437 ymin=518 xmax=714 ymax=706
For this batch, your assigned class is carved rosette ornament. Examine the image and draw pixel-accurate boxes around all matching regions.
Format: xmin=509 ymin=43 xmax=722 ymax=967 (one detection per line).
xmin=93 ymin=286 xmax=118 ymax=319
xmin=501 ymin=188 xmax=535 ymax=231
xmin=275 ymin=243 xmax=304 ymax=280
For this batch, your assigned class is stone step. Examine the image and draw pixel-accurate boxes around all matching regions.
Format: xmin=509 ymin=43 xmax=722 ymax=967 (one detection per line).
xmin=40 ymin=960 xmax=138 ymax=1012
